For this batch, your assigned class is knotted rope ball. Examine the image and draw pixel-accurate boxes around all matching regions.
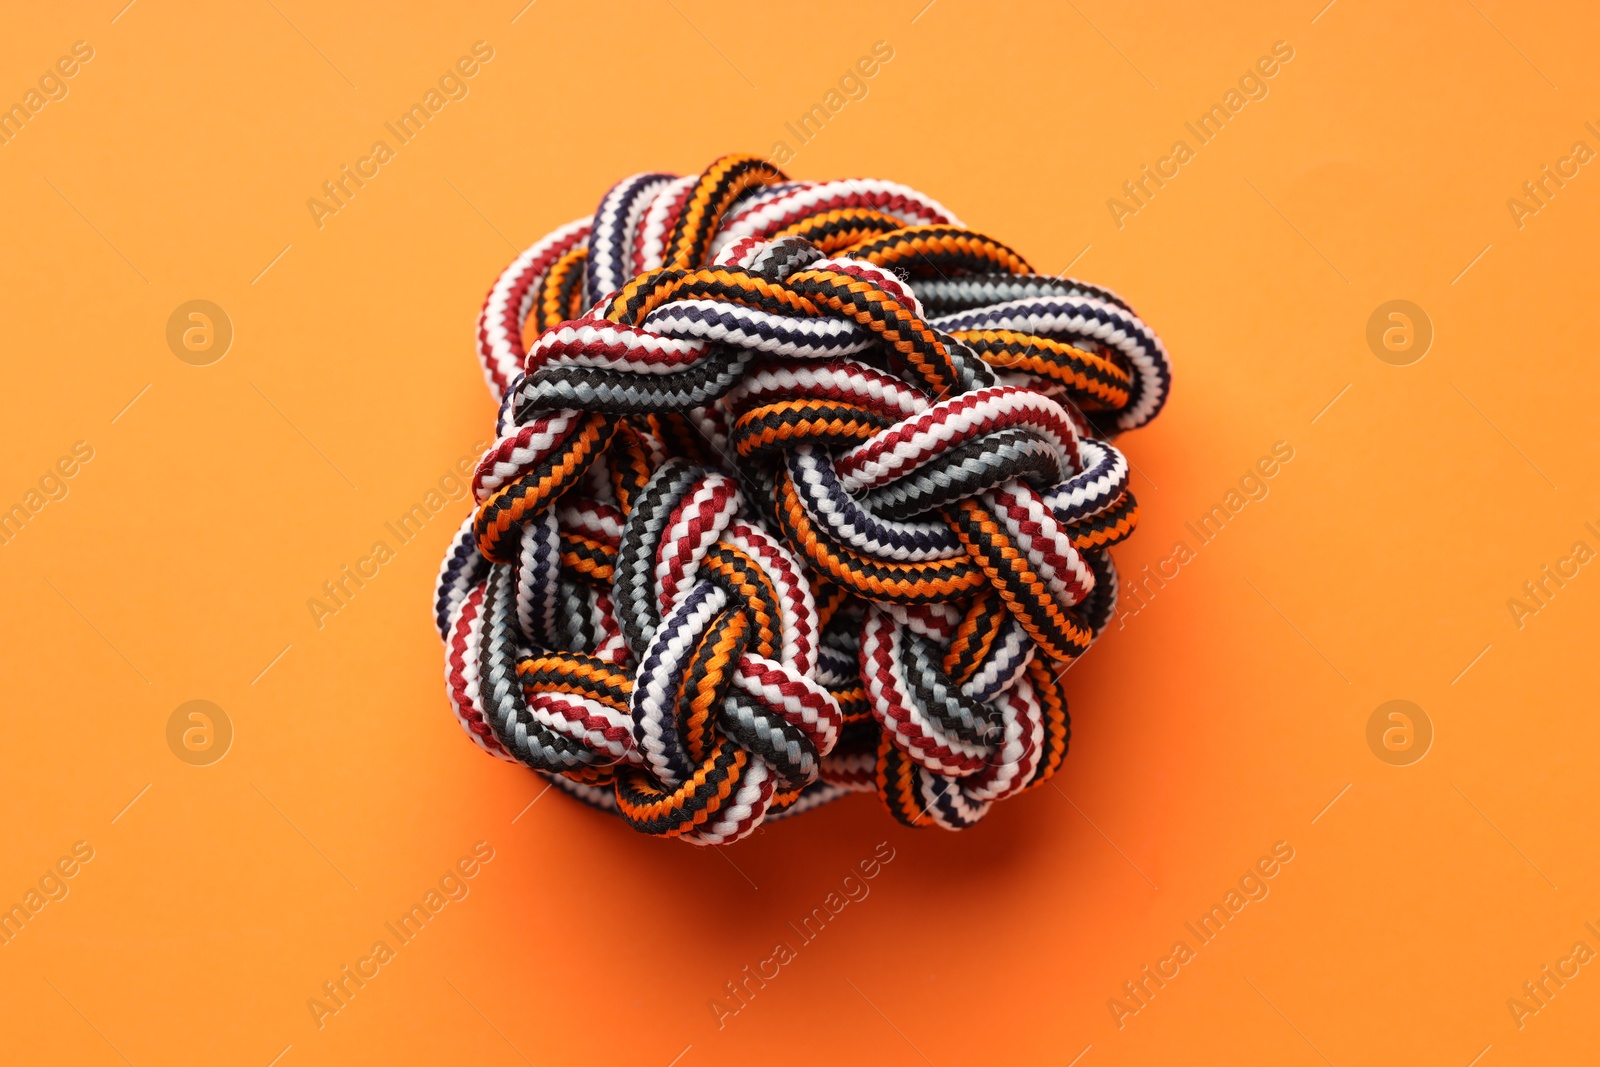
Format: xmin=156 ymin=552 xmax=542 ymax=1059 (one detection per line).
xmin=435 ymin=155 xmax=1170 ymax=844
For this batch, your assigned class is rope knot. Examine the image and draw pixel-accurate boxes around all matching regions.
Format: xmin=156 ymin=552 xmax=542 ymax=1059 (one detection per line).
xmin=435 ymin=154 xmax=1171 ymax=840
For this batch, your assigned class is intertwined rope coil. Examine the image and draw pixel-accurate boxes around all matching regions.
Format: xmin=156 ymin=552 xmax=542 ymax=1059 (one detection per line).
xmin=435 ymin=155 xmax=1170 ymax=844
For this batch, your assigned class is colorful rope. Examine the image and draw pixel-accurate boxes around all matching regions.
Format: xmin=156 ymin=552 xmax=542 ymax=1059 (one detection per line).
xmin=435 ymin=155 xmax=1170 ymax=843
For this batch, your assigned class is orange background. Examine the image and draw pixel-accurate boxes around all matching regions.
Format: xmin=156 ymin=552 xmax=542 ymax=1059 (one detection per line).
xmin=4 ymin=2 xmax=1599 ymax=1064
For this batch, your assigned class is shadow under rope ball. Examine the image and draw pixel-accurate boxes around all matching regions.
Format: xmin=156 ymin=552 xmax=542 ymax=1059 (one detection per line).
xmin=433 ymin=155 xmax=1172 ymax=844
